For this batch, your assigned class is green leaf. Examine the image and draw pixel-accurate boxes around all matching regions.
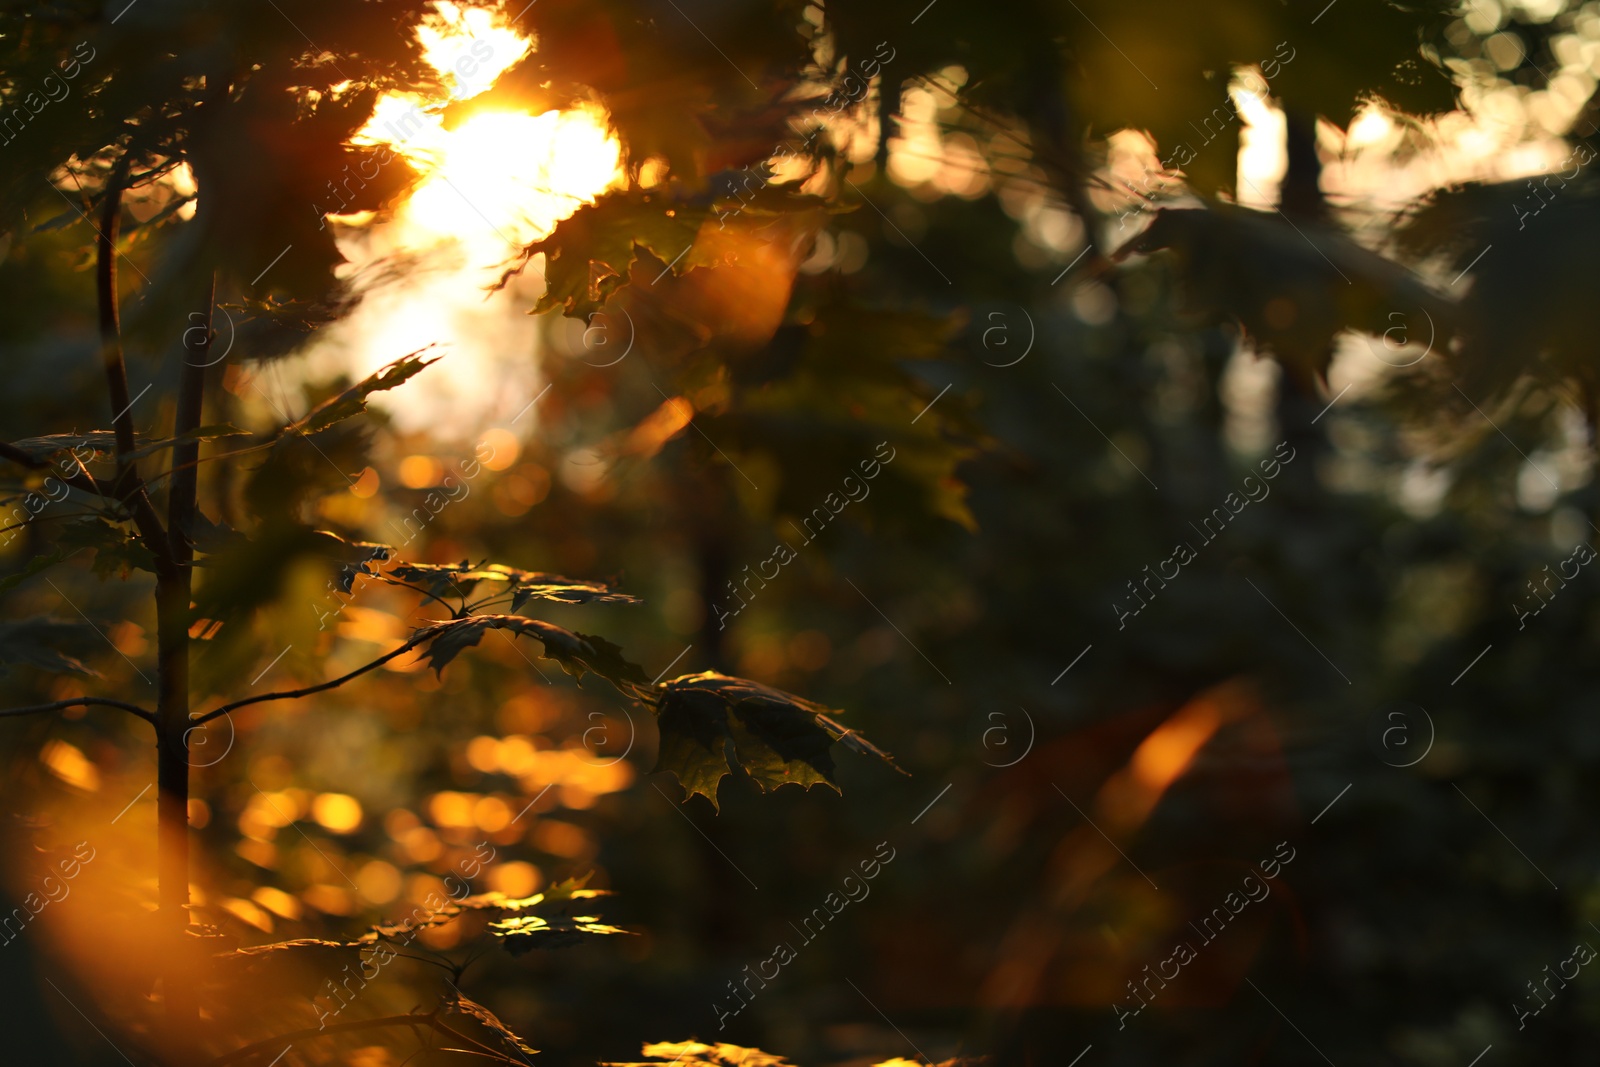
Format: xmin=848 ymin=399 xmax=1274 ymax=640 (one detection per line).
xmin=0 ymin=618 xmax=100 ymax=676
xmin=422 ymin=614 xmax=648 ymax=692
xmin=650 ymin=671 xmax=903 ymax=811
xmin=387 ymin=560 xmax=640 ymax=606
xmin=287 ymin=350 xmax=440 ymax=436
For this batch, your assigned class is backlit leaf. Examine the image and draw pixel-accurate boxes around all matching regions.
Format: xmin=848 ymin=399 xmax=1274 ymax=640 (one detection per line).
xmin=650 ymin=671 xmax=904 ymax=811
xmin=288 ymin=350 xmax=440 ymax=436
xmin=387 ymin=560 xmax=639 ymax=606
xmin=422 ymin=614 xmax=648 ymax=691
xmin=605 ymin=1041 xmax=798 ymax=1067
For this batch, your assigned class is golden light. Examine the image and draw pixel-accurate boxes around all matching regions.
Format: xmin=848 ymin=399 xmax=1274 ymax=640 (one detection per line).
xmin=356 ymin=859 xmax=405 ymax=905
xmin=476 ymin=428 xmax=520 ymax=470
xmin=467 ymin=734 xmax=501 ymax=773
xmin=303 ymin=884 xmax=357 ymax=915
xmin=1096 ymin=687 xmax=1243 ymax=832
xmin=416 ymin=0 xmax=531 ymax=92
xmin=400 ymin=825 xmax=444 ymax=863
xmin=221 ymin=896 xmax=274 ymax=933
xmin=428 ymin=790 xmax=478 ymax=828
xmin=625 ymin=396 xmax=695 ymax=459
xmin=311 ymin=792 xmax=364 ymax=834
xmin=252 ymin=885 xmax=304 ymax=921
xmin=1347 ymin=106 xmax=1396 ymax=149
xmin=350 ymin=466 xmax=381 ymax=498
xmin=353 ymin=2 xmax=622 ymax=252
xmin=531 ymin=819 xmax=591 ymax=858
xmin=474 ymin=794 xmax=512 ymax=832
xmin=1233 ymin=80 xmax=1286 ymax=209
xmin=497 ymin=735 xmax=539 ymax=775
xmin=393 ymin=106 xmax=623 ymax=248
xmin=399 ymin=454 xmax=443 ymax=488
xmin=306 ymin=3 xmax=626 ymax=432
xmin=40 ymin=739 xmax=100 ymax=793
xmin=488 ymin=860 xmax=542 ymax=897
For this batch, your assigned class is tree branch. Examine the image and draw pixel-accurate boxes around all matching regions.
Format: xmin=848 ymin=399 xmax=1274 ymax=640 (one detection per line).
xmin=193 ymin=624 xmax=447 ymax=724
xmin=0 ymin=697 xmax=153 ymax=723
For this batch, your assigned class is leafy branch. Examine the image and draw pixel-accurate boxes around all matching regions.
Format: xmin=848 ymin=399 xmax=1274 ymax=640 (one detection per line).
xmin=193 ymin=603 xmax=902 ymax=811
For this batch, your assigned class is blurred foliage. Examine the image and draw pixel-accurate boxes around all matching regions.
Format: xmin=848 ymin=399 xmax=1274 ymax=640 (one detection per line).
xmin=4 ymin=0 xmax=1600 ymax=1066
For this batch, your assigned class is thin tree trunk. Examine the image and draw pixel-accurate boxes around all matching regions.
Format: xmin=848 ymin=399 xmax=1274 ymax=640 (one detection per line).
xmin=155 ymin=274 xmax=213 ymax=1053
xmin=96 ymin=156 xmax=198 ymax=1053
xmin=96 ymin=158 xmax=170 ymax=566
xmin=154 ymin=584 xmax=195 ymax=1045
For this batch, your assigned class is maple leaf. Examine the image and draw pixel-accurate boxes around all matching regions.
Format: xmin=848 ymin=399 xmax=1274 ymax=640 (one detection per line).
xmin=650 ymin=671 xmax=904 ymax=811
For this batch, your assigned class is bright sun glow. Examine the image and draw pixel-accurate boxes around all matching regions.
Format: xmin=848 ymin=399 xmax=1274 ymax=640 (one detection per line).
xmin=416 ymin=0 xmax=531 ymax=89
xmin=394 ymin=106 xmax=623 ymax=248
xmin=354 ymin=2 xmax=621 ymax=250
xmin=301 ymin=3 xmax=625 ymax=433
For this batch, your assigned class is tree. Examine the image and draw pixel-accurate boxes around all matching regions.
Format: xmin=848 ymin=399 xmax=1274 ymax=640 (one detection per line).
xmin=8 ymin=0 xmax=1600 ymax=1064
xmin=0 ymin=3 xmax=899 ymax=1063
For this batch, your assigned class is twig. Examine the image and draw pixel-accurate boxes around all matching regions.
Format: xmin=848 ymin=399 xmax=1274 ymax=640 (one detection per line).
xmin=193 ymin=624 xmax=450 ymax=724
xmin=0 ymin=697 xmax=153 ymax=724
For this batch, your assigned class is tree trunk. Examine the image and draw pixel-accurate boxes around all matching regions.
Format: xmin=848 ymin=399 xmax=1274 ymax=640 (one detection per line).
xmin=97 ymin=154 xmax=201 ymax=1056
xmin=154 ymin=584 xmax=195 ymax=1045
xmin=1274 ymin=110 xmax=1333 ymax=486
xmin=154 ymin=274 xmax=213 ymax=1055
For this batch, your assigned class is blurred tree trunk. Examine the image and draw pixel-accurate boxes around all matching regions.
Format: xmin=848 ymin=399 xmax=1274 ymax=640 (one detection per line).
xmin=1275 ymin=110 xmax=1333 ymax=487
